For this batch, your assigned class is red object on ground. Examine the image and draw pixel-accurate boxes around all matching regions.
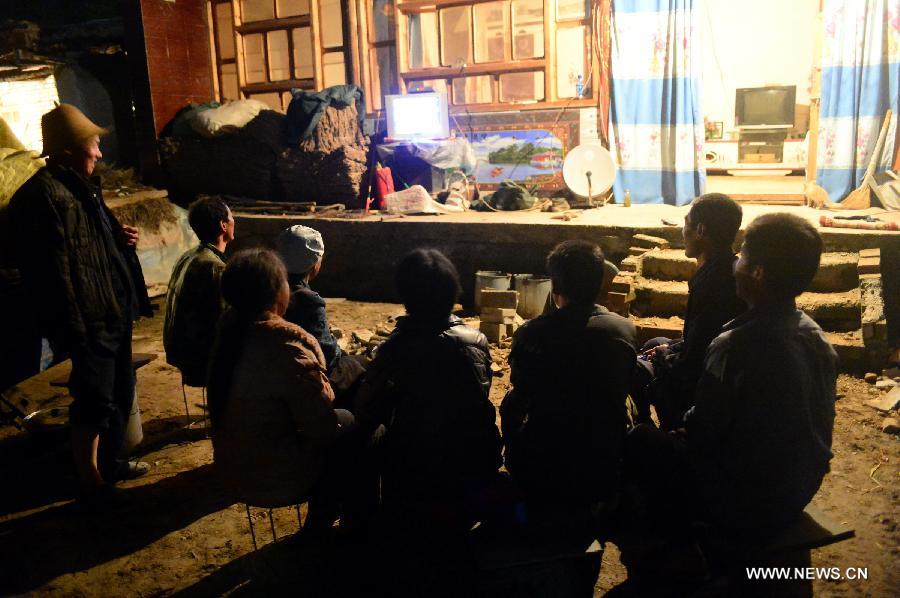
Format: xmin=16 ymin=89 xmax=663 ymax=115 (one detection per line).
xmin=373 ymin=166 xmax=394 ymax=210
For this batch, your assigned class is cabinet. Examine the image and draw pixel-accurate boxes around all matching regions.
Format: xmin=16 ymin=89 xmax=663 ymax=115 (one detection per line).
xmin=705 ymin=133 xmax=807 ymax=173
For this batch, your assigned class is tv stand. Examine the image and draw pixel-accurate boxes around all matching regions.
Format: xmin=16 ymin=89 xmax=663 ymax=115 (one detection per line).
xmin=705 ymin=129 xmax=807 ymax=173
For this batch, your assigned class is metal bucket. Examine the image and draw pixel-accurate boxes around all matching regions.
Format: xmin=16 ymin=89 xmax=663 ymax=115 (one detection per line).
xmin=512 ymin=274 xmax=532 ymax=317
xmin=474 ymin=270 xmax=511 ymax=311
xmin=520 ymin=277 xmax=552 ymax=319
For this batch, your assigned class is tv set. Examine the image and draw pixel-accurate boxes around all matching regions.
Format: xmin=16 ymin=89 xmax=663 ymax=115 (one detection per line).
xmin=735 ymin=86 xmax=796 ymax=127
xmin=385 ymin=92 xmax=450 ymax=140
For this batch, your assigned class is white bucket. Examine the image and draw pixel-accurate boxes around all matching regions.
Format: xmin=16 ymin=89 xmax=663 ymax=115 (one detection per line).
xmin=121 ymin=385 xmax=144 ymax=455
xmin=520 ymin=277 xmax=552 ymax=319
xmin=474 ymin=271 xmax=511 ymax=311
xmin=512 ymin=274 xmax=532 ymax=317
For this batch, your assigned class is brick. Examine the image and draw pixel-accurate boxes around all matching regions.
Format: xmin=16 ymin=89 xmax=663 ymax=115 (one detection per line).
xmin=859 ymin=248 xmax=881 ymax=259
xmin=632 ymin=234 xmax=670 ymax=249
xmin=620 ymin=256 xmax=640 ymax=272
xmin=480 ymin=289 xmax=518 ymax=309
xmin=481 ymin=307 xmax=516 ymax=324
xmin=479 ymin=321 xmax=506 ymax=344
xmin=857 ymin=256 xmax=880 ymax=275
xmin=610 ymin=276 xmax=633 ymax=294
xmin=628 ymin=246 xmax=650 ymax=256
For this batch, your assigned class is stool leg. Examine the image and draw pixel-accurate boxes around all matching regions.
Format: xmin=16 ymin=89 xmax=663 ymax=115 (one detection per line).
xmin=296 ymin=504 xmax=303 ymax=530
xmin=268 ymin=509 xmax=278 ymax=543
xmin=181 ymin=381 xmax=191 ymax=423
xmin=245 ymin=504 xmax=258 ymax=551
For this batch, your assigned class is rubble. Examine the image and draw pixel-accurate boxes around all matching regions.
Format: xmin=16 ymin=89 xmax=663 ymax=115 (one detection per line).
xmin=867 ymin=387 xmax=900 ymax=413
xmin=882 ymin=417 xmax=900 ymax=435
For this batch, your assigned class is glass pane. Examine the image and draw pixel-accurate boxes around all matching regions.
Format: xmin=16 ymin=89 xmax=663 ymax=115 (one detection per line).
xmin=320 ymin=0 xmax=343 ymax=49
xmin=512 ymin=0 xmax=543 ymax=59
xmin=221 ymin=63 xmax=240 ymax=101
xmin=371 ymin=45 xmax=398 ymax=110
xmin=556 ymin=26 xmax=585 ymax=98
xmin=372 ymin=0 xmax=395 ymax=43
xmin=277 ymin=0 xmax=309 ymax=18
xmin=323 ymin=52 xmax=346 ymax=87
xmin=408 ymin=12 xmax=439 ymax=69
xmin=292 ymin=27 xmax=314 ymax=79
xmin=499 ymin=71 xmax=544 ymax=102
xmin=241 ymin=0 xmax=274 ymax=22
xmin=407 ymin=79 xmax=448 ymax=95
xmin=452 ymin=75 xmax=492 ymax=104
xmin=474 ymin=2 xmax=508 ymax=64
xmin=556 ymin=0 xmax=585 ymax=21
xmin=215 ymin=3 xmax=235 ymax=60
xmin=267 ymin=30 xmax=290 ymax=81
xmin=250 ymin=92 xmax=283 ymax=112
xmin=243 ymin=33 xmax=266 ymax=83
xmin=439 ymin=6 xmax=472 ymax=68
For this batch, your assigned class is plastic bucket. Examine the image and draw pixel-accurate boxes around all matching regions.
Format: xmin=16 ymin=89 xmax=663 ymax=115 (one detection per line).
xmin=520 ymin=277 xmax=552 ymax=319
xmin=474 ymin=271 xmax=511 ymax=311
xmin=121 ymin=385 xmax=144 ymax=455
xmin=512 ymin=274 xmax=532 ymax=316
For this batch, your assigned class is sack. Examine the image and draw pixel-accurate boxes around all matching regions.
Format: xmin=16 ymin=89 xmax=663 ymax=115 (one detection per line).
xmin=191 ymin=100 xmax=273 ymax=137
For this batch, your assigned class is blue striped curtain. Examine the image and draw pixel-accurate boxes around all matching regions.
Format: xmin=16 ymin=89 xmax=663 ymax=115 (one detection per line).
xmin=817 ymin=0 xmax=899 ymax=202
xmin=608 ymin=0 xmax=706 ymax=205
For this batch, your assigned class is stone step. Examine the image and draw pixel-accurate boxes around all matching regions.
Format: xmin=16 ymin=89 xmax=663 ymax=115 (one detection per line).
xmin=637 ymin=250 xmax=860 ymax=293
xmin=629 ymin=316 xmax=867 ymax=373
xmin=631 ymin=277 xmax=861 ymax=332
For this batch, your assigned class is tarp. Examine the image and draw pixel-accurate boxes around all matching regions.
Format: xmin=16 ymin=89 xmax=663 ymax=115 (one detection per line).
xmin=0 ymin=115 xmax=45 ymax=207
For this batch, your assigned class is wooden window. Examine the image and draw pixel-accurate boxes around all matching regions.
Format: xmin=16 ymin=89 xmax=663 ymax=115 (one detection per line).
xmin=354 ymin=0 xmax=598 ymax=115
xmin=207 ymin=1 xmax=353 ymax=111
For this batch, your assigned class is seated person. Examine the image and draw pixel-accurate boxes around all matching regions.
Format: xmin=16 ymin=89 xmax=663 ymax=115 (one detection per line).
xmin=633 ymin=193 xmax=745 ymax=428
xmin=357 ymin=249 xmax=502 ymax=531
xmin=278 ymin=225 xmax=364 ymax=397
xmin=502 ymin=240 xmax=637 ymax=519
xmin=163 ymin=196 xmax=233 ymax=386
xmin=207 ymin=248 xmax=352 ymax=516
xmin=623 ymin=214 xmax=837 ymax=560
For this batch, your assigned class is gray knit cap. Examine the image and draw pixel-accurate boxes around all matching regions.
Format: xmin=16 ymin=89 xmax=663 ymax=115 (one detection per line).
xmin=277 ymin=225 xmax=325 ymax=274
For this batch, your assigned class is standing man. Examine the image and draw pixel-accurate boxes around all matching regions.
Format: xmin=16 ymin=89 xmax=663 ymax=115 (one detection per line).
xmin=9 ymin=104 xmax=152 ymax=503
xmin=164 ymin=196 xmax=234 ymax=387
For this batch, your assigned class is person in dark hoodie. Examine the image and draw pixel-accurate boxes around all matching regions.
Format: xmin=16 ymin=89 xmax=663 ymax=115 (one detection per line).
xmin=632 ymin=193 xmax=746 ymax=429
xmin=9 ymin=104 xmax=152 ymax=504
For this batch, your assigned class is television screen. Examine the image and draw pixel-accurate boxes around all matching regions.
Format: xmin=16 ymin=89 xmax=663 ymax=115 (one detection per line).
xmin=385 ymin=92 xmax=450 ymax=140
xmin=735 ymin=86 xmax=796 ymax=127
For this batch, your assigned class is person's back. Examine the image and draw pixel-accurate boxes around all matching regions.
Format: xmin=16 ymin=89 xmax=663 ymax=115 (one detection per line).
xmin=373 ymin=313 xmax=500 ymax=503
xmin=503 ymin=241 xmax=636 ymax=506
xmin=164 ymin=197 xmax=233 ymax=386
xmin=213 ymin=315 xmax=337 ymax=506
xmin=688 ymin=305 xmax=836 ymax=535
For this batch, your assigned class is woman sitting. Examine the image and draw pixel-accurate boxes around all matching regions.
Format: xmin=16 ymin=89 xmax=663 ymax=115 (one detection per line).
xmin=207 ymin=248 xmax=349 ymax=519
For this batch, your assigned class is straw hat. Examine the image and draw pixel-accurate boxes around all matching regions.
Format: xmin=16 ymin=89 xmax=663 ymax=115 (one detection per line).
xmin=40 ymin=103 xmax=108 ymax=156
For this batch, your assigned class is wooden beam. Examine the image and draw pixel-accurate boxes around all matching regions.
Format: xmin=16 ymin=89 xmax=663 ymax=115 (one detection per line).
xmin=402 ymin=59 xmax=545 ymax=80
xmin=398 ymin=0 xmax=500 ymax=14
xmin=242 ymin=78 xmax=315 ymax=94
xmin=235 ymin=15 xmax=311 ymax=35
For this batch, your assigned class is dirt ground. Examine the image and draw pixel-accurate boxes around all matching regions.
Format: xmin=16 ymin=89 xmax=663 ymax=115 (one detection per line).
xmin=0 ymin=299 xmax=897 ymax=596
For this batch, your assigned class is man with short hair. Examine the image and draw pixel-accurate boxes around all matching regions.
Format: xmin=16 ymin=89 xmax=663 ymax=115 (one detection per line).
xmin=9 ymin=104 xmax=152 ymax=501
xmin=634 ymin=193 xmax=746 ymax=428
xmin=163 ymin=195 xmax=234 ymax=387
xmin=502 ymin=240 xmax=637 ymax=514
xmin=278 ymin=225 xmax=364 ymax=397
xmin=686 ymin=212 xmax=836 ymax=536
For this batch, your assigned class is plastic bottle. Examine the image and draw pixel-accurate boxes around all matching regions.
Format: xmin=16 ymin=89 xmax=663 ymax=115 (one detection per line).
xmin=575 ymin=74 xmax=584 ymax=98
xmin=624 ymin=189 xmax=632 ymax=207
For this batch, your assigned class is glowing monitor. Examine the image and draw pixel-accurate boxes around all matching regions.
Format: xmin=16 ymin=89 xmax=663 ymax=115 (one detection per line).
xmin=385 ymin=92 xmax=450 ymax=140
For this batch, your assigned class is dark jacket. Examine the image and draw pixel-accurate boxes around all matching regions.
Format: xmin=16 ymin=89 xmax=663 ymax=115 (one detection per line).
xmin=8 ymin=165 xmax=151 ymax=351
xmin=359 ymin=315 xmax=501 ymax=504
xmin=686 ymin=303 xmax=837 ymax=537
xmin=164 ymin=243 xmax=226 ymax=386
xmin=661 ymin=252 xmax=745 ymax=415
xmin=283 ymin=277 xmax=340 ymax=372
xmin=502 ymin=304 xmax=637 ymax=505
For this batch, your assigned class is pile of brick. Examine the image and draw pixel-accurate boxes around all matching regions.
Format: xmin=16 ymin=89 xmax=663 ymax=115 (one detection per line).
xmin=479 ymin=289 xmax=525 ymax=344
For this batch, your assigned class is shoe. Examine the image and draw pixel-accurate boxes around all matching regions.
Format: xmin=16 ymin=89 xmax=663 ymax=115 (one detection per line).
xmin=114 ymin=460 xmax=151 ymax=481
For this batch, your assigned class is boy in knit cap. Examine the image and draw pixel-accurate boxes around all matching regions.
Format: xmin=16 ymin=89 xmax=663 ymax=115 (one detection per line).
xmin=278 ymin=225 xmax=365 ymax=398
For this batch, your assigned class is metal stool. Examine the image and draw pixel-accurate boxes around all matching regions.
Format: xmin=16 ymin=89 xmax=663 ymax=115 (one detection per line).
xmin=180 ymin=375 xmax=207 ymax=429
xmin=244 ymin=502 xmax=305 ymax=551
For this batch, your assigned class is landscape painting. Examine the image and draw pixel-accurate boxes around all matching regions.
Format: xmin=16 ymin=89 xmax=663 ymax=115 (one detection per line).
xmin=469 ymin=129 xmax=566 ymax=188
